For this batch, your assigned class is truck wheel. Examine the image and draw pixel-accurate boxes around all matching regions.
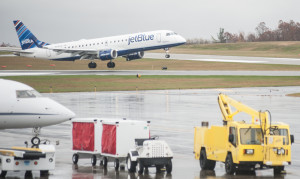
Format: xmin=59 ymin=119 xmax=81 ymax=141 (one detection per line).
xmin=103 ymin=157 xmax=108 ymax=168
xmin=274 ymin=166 xmax=284 ymax=175
xmin=225 ymin=154 xmax=236 ymax=175
xmin=166 ymin=160 xmax=172 ymax=174
xmin=72 ymin=154 xmax=79 ymax=164
xmin=0 ymin=170 xmax=7 ymax=177
xmin=126 ymin=155 xmax=137 ymax=172
xmin=114 ymin=159 xmax=120 ymax=171
xmin=200 ymin=149 xmax=216 ymax=170
xmin=91 ymin=155 xmax=97 ymax=166
xmin=137 ymin=161 xmax=144 ymax=174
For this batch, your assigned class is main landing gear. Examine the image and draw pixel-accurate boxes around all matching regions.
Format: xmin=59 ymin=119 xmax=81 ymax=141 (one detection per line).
xmin=164 ymin=48 xmax=170 ymax=58
xmin=88 ymin=61 xmax=97 ymax=68
xmin=107 ymin=61 xmax=115 ymax=68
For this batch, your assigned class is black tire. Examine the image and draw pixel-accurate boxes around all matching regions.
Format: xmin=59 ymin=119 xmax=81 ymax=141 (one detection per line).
xmin=31 ymin=137 xmax=40 ymax=145
xmin=25 ymin=171 xmax=32 ymax=178
xmin=156 ymin=164 xmax=163 ymax=173
xmin=274 ymin=166 xmax=284 ymax=175
xmin=166 ymin=160 xmax=172 ymax=174
xmin=114 ymin=159 xmax=120 ymax=171
xmin=91 ymin=155 xmax=97 ymax=166
xmin=112 ymin=62 xmax=115 ymax=68
xmin=225 ymin=154 xmax=236 ymax=175
xmin=137 ymin=161 xmax=144 ymax=175
xmin=72 ymin=154 xmax=79 ymax=164
xmin=200 ymin=149 xmax=216 ymax=170
xmin=0 ymin=170 xmax=7 ymax=177
xmin=126 ymin=155 xmax=136 ymax=172
xmin=40 ymin=170 xmax=49 ymax=176
xmin=103 ymin=157 xmax=108 ymax=168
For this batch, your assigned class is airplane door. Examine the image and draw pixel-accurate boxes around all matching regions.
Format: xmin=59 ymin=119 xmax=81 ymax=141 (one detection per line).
xmin=156 ymin=33 xmax=161 ymax=43
xmin=105 ymin=41 xmax=108 ymax=46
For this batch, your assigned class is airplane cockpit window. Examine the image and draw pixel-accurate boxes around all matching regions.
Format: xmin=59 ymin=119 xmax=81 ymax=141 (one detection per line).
xmin=166 ymin=32 xmax=177 ymax=36
xmin=16 ymin=90 xmax=42 ymax=98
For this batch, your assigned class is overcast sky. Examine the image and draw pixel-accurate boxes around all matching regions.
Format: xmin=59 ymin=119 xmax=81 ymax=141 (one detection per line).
xmin=1 ymin=0 xmax=299 ymax=46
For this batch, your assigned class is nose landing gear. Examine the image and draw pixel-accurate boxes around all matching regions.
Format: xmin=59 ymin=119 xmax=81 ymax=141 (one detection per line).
xmin=31 ymin=127 xmax=41 ymax=148
xmin=164 ymin=48 xmax=170 ymax=58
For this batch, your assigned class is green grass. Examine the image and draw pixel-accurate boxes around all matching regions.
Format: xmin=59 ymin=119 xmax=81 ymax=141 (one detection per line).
xmin=2 ymin=75 xmax=300 ymax=93
xmin=167 ymin=41 xmax=300 ymax=58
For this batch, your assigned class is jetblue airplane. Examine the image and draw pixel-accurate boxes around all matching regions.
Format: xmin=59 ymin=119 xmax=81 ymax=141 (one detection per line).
xmin=2 ymin=20 xmax=186 ymax=68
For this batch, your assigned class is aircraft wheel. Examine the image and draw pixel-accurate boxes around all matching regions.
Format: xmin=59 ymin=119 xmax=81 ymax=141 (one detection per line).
xmin=72 ymin=154 xmax=79 ymax=164
xmin=31 ymin=137 xmax=40 ymax=145
xmin=112 ymin=62 xmax=115 ymax=68
xmin=88 ymin=62 xmax=97 ymax=68
xmin=165 ymin=54 xmax=170 ymax=58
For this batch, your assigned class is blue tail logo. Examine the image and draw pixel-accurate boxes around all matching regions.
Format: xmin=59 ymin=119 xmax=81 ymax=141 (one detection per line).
xmin=13 ymin=20 xmax=50 ymax=50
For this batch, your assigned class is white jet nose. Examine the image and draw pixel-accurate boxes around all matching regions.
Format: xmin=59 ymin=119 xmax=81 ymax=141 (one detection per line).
xmin=177 ymin=35 xmax=186 ymax=44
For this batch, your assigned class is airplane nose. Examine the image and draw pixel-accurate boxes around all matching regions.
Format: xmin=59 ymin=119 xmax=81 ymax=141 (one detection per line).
xmin=178 ymin=35 xmax=186 ymax=44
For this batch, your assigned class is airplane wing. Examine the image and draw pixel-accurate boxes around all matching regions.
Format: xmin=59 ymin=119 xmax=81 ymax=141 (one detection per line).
xmin=43 ymin=47 xmax=99 ymax=60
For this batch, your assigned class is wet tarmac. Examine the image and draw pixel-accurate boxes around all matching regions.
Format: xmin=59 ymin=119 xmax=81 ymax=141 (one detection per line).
xmin=1 ymin=87 xmax=300 ymax=179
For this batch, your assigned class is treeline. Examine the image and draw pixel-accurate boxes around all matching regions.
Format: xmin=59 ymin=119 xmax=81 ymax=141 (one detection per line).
xmin=0 ymin=42 xmax=16 ymax=47
xmin=187 ymin=20 xmax=300 ymax=44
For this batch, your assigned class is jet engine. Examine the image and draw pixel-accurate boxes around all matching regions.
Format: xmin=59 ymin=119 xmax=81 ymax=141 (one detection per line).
xmin=126 ymin=51 xmax=144 ymax=61
xmin=98 ymin=49 xmax=118 ymax=60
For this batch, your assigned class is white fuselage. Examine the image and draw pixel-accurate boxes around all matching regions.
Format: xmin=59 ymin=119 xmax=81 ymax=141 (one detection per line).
xmin=19 ymin=30 xmax=186 ymax=61
xmin=0 ymin=79 xmax=75 ymax=129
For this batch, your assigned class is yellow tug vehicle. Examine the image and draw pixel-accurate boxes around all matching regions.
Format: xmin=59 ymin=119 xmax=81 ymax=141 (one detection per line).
xmin=194 ymin=94 xmax=294 ymax=175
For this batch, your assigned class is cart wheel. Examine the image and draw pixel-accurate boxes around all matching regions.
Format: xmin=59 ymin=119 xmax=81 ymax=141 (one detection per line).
xmin=40 ymin=170 xmax=49 ymax=176
xmin=137 ymin=161 xmax=144 ymax=175
xmin=103 ymin=157 xmax=108 ymax=168
xmin=156 ymin=165 xmax=163 ymax=173
xmin=114 ymin=159 xmax=120 ymax=171
xmin=274 ymin=166 xmax=285 ymax=175
xmin=91 ymin=155 xmax=97 ymax=166
xmin=166 ymin=160 xmax=172 ymax=174
xmin=25 ymin=171 xmax=32 ymax=178
xmin=126 ymin=155 xmax=137 ymax=172
xmin=72 ymin=154 xmax=79 ymax=164
xmin=0 ymin=170 xmax=7 ymax=177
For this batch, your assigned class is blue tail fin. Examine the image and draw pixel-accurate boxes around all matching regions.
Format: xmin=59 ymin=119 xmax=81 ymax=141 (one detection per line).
xmin=13 ymin=20 xmax=50 ymax=50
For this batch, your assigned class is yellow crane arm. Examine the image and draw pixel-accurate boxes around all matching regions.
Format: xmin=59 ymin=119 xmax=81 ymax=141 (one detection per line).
xmin=218 ymin=93 xmax=269 ymax=134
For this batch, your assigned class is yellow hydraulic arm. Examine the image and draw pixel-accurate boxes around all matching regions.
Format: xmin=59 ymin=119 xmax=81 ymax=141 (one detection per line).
xmin=218 ymin=93 xmax=270 ymax=134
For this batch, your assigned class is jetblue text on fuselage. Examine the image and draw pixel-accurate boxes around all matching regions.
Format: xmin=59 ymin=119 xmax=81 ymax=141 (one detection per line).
xmin=128 ymin=34 xmax=154 ymax=45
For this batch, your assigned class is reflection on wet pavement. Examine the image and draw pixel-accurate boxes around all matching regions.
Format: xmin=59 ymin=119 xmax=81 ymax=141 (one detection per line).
xmin=1 ymin=87 xmax=300 ymax=178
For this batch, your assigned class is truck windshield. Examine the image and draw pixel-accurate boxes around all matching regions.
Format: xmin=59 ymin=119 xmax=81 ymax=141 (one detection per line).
xmin=272 ymin=128 xmax=289 ymax=145
xmin=240 ymin=128 xmax=263 ymax=145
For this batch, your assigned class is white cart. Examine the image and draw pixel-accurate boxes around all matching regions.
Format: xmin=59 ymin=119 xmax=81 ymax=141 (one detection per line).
xmin=0 ymin=145 xmax=55 ymax=177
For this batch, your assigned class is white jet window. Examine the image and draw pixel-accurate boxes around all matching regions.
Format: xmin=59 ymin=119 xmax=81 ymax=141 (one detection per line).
xmin=16 ymin=90 xmax=42 ymax=98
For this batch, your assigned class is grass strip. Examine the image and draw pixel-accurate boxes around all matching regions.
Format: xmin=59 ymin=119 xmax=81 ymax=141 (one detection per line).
xmin=1 ymin=75 xmax=300 ymax=93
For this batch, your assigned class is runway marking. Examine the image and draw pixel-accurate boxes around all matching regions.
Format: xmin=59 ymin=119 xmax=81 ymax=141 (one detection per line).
xmin=191 ymin=58 xmax=265 ymax=63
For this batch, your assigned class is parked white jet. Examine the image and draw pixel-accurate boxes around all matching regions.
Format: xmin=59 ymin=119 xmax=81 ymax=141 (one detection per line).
xmin=0 ymin=79 xmax=75 ymax=129
xmin=1 ymin=20 xmax=186 ymax=68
